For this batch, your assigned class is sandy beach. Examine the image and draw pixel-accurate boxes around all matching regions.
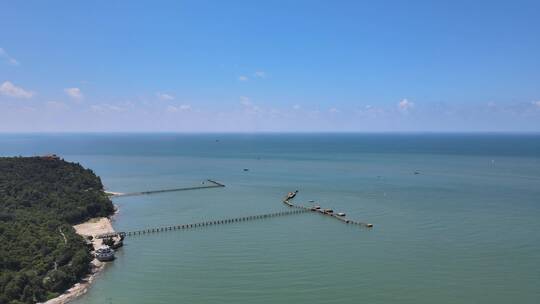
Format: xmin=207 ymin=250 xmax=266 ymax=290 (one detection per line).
xmin=104 ymin=190 xmax=124 ymax=196
xmin=42 ymin=217 xmax=115 ymax=304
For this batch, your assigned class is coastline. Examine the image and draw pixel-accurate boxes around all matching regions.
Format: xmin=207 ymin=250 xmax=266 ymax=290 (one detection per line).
xmin=43 ymin=216 xmax=117 ymax=304
xmin=104 ymin=190 xmax=124 ymax=196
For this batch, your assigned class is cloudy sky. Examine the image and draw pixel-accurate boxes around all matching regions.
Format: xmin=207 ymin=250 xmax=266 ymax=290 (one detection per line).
xmin=1 ymin=0 xmax=539 ymax=132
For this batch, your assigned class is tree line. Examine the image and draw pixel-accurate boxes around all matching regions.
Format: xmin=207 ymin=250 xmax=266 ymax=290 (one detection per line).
xmin=0 ymin=157 xmax=114 ymax=304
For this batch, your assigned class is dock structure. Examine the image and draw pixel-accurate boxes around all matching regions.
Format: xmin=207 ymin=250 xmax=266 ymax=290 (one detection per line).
xmin=283 ymin=191 xmax=373 ymax=228
xmin=109 ymin=179 xmax=225 ymax=198
xmin=96 ymin=208 xmax=309 ymax=239
xmin=96 ymin=184 xmax=372 ymax=242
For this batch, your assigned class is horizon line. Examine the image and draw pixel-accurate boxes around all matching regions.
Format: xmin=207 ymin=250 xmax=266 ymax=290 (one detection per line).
xmin=1 ymin=131 xmax=540 ymax=135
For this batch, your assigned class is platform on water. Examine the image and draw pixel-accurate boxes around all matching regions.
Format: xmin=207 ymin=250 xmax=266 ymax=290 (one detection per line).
xmin=98 ymin=185 xmax=372 ymax=242
xmin=283 ymin=191 xmax=373 ymax=228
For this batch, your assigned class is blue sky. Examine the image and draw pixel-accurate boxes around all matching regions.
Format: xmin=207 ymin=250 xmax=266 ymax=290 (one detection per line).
xmin=1 ymin=0 xmax=539 ymax=132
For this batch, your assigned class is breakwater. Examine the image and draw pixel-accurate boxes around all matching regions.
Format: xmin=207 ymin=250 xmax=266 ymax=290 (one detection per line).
xmin=110 ymin=179 xmax=225 ymax=198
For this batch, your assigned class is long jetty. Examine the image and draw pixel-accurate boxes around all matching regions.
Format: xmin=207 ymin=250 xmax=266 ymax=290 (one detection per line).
xmin=96 ymin=208 xmax=309 ymax=239
xmin=109 ymin=179 xmax=225 ymax=198
xmin=283 ymin=191 xmax=373 ymax=228
xmin=95 ymin=186 xmax=372 ymax=241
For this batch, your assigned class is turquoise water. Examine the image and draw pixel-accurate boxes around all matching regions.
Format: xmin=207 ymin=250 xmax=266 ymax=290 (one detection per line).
xmin=1 ymin=134 xmax=539 ymax=303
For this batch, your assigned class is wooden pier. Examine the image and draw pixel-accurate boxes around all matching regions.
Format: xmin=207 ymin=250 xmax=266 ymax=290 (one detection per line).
xmin=109 ymin=179 xmax=225 ymax=198
xmin=96 ymin=209 xmax=309 ymax=239
xmin=96 ymin=185 xmax=372 ymax=242
xmin=283 ymin=192 xmax=373 ymax=228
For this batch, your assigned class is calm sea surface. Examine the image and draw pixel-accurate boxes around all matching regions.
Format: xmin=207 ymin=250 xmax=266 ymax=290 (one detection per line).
xmin=1 ymin=133 xmax=539 ymax=304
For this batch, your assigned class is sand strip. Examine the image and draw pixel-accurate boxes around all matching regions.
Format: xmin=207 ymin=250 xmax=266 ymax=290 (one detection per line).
xmin=104 ymin=190 xmax=124 ymax=196
xmin=42 ymin=217 xmax=115 ymax=304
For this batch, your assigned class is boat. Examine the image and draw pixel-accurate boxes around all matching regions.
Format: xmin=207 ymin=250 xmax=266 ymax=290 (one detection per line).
xmin=95 ymin=245 xmax=115 ymax=262
xmin=308 ymin=200 xmax=315 ymax=203
xmin=285 ymin=192 xmax=296 ymax=200
xmin=337 ymin=212 xmax=346 ymax=217
xmin=111 ymin=238 xmax=124 ymax=249
xmin=323 ymin=209 xmax=333 ymax=214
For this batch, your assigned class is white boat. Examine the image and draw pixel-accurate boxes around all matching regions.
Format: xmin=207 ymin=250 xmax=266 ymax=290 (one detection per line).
xmin=337 ymin=212 xmax=346 ymax=217
xmin=95 ymin=245 xmax=115 ymax=262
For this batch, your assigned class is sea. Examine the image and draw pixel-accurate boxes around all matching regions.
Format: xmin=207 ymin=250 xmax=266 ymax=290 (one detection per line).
xmin=1 ymin=133 xmax=539 ymax=304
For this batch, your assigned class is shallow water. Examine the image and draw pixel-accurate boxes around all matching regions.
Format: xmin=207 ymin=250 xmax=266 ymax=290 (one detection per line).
xmin=1 ymin=133 xmax=539 ymax=303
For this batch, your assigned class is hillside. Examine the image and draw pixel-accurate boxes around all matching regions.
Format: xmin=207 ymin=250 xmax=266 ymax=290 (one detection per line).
xmin=0 ymin=156 xmax=114 ymax=304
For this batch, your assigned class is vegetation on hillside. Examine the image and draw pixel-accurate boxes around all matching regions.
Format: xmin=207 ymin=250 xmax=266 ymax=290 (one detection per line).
xmin=0 ymin=156 xmax=114 ymax=304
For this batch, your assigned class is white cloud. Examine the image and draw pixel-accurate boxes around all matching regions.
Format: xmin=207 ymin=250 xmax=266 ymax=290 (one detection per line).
xmin=238 ymin=75 xmax=249 ymax=81
xmin=166 ymin=104 xmax=191 ymax=113
xmin=293 ymin=104 xmax=301 ymax=110
xmin=239 ymin=96 xmax=260 ymax=113
xmin=46 ymin=101 xmax=67 ymax=109
xmin=0 ymin=81 xmax=34 ymax=98
xmin=64 ymin=87 xmax=83 ymax=100
xmin=240 ymin=96 xmax=252 ymax=106
xmin=166 ymin=105 xmax=178 ymax=113
xmin=358 ymin=104 xmax=386 ymax=115
xmin=269 ymin=108 xmax=281 ymax=115
xmin=398 ymin=98 xmax=414 ymax=111
xmin=90 ymin=103 xmax=125 ymax=113
xmin=0 ymin=48 xmax=19 ymax=66
xmin=156 ymin=92 xmax=174 ymax=101
xmin=329 ymin=107 xmax=340 ymax=113
xmin=90 ymin=105 xmax=100 ymax=112
xmin=254 ymin=71 xmax=266 ymax=78
xmin=17 ymin=106 xmax=37 ymax=112
xmin=308 ymin=110 xmax=321 ymax=118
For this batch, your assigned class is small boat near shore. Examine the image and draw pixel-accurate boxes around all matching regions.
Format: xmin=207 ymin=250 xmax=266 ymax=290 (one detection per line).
xmin=95 ymin=245 xmax=115 ymax=262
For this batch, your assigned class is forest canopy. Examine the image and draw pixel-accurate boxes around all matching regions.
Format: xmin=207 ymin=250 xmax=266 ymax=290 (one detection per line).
xmin=0 ymin=156 xmax=114 ymax=304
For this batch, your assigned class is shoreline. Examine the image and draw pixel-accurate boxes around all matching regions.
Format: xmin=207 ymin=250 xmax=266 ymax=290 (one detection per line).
xmin=43 ymin=214 xmax=117 ymax=304
xmin=104 ymin=190 xmax=124 ymax=196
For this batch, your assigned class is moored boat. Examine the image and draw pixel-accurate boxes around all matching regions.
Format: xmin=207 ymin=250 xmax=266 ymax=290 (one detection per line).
xmin=95 ymin=245 xmax=115 ymax=262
